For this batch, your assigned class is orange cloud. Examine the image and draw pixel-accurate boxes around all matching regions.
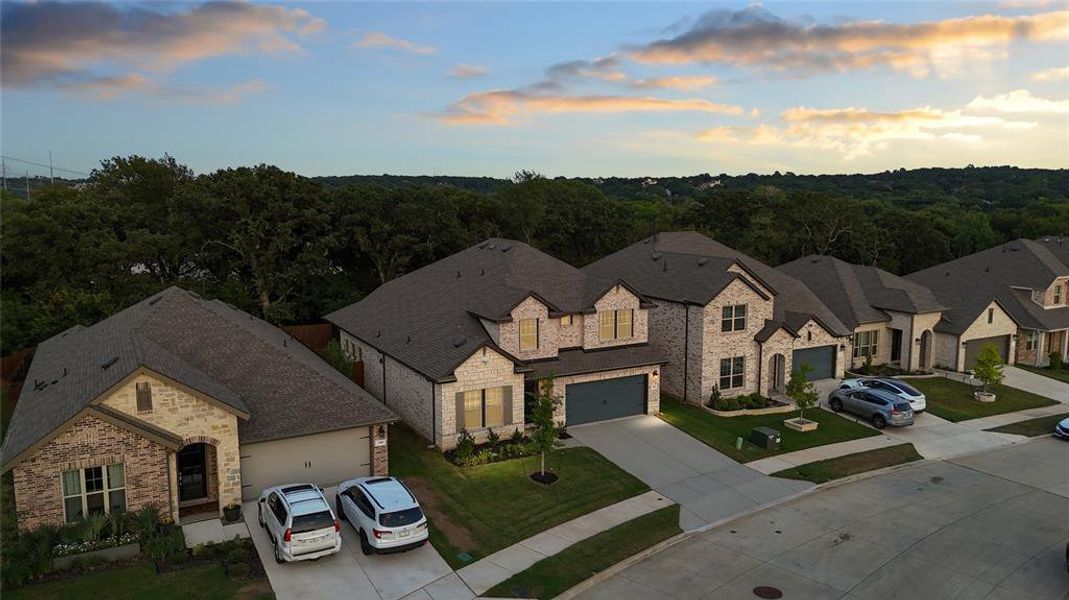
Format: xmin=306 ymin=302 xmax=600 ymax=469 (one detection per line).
xmin=450 ymin=63 xmax=489 ymax=78
xmin=353 ymin=32 xmax=437 ymax=55
xmin=630 ymin=75 xmax=716 ymax=90
xmin=2 ymin=2 xmax=324 ymax=89
xmin=57 ymin=75 xmax=270 ymax=104
xmin=437 ymin=90 xmax=743 ymax=125
xmin=630 ymin=6 xmax=1069 ymax=77
xmin=1031 ymin=66 xmax=1069 ymax=81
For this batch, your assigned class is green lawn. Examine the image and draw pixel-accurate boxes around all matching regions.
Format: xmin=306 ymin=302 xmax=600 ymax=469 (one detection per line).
xmin=986 ymin=412 xmax=1069 ymax=437
xmin=389 ymin=426 xmax=648 ymax=569
xmin=1016 ymin=364 xmax=1069 ymax=384
xmin=907 ymin=378 xmax=1058 ymax=422
xmin=773 ymin=443 xmax=923 ymax=484
xmin=4 ymin=562 xmax=267 ymax=600
xmin=658 ymin=397 xmax=880 ymax=463
xmin=485 ymin=505 xmax=681 ymax=599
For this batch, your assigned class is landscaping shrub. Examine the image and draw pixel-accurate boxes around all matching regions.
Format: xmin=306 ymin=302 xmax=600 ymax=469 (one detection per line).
xmin=713 ymin=395 xmax=740 ymax=411
xmin=227 ymin=562 xmax=251 ymax=579
xmin=226 ymin=546 xmax=249 ymax=565
xmin=454 ymin=429 xmax=476 ymax=463
xmin=510 ymin=427 xmax=524 ymax=444
xmin=1049 ymin=351 xmax=1062 ymax=370
xmin=706 ymin=386 xmax=723 ymax=408
xmin=487 ymin=428 xmax=500 ymax=446
xmin=145 ymin=527 xmax=186 ymax=565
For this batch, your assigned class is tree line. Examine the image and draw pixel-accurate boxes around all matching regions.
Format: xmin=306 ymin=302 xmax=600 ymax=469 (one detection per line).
xmin=3 ymin=156 xmax=1068 ymax=354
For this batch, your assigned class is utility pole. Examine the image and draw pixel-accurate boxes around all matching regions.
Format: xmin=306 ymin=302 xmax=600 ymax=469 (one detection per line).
xmin=48 ymin=150 xmax=54 ymax=184
xmin=25 ymin=171 xmax=31 ymax=199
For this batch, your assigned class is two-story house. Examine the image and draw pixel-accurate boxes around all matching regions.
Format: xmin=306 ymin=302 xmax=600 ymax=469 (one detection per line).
xmin=778 ymin=256 xmax=945 ymax=372
xmin=325 ymin=239 xmax=667 ymax=450
xmin=0 ymin=287 xmax=395 ymax=530
xmin=584 ymin=232 xmax=852 ymax=406
xmin=908 ymin=238 xmax=1068 ymax=370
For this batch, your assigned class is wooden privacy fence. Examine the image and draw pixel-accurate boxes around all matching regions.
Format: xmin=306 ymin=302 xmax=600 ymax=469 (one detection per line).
xmin=282 ymin=324 xmax=332 ymax=352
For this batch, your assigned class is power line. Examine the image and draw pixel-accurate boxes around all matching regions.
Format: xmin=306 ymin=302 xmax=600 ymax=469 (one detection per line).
xmin=0 ymin=155 xmax=89 ymax=177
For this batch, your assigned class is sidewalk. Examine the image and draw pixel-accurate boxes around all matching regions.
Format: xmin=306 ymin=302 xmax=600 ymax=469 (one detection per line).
xmin=455 ymin=490 xmax=671 ymax=596
xmin=745 ymin=433 xmax=903 ymax=475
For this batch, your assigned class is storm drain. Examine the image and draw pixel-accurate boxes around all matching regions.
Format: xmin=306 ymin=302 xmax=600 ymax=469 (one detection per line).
xmin=753 ymin=586 xmax=784 ymax=599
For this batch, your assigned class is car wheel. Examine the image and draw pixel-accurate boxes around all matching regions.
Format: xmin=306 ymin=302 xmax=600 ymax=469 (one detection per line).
xmin=274 ymin=539 xmax=284 ymax=564
xmin=872 ymin=414 xmax=887 ymax=429
xmin=336 ymin=496 xmax=347 ymax=523
xmin=359 ymin=530 xmax=373 ymax=556
xmin=830 ymin=398 xmax=843 ymax=413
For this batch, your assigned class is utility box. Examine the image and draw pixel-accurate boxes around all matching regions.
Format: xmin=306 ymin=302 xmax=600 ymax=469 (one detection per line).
xmin=750 ymin=426 xmax=781 ymax=451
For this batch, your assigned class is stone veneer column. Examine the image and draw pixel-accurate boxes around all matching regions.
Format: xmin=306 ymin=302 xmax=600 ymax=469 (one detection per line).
xmin=370 ymin=424 xmax=389 ymax=476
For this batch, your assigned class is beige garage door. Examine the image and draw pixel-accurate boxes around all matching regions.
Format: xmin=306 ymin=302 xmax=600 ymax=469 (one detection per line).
xmin=239 ymin=426 xmax=371 ymax=500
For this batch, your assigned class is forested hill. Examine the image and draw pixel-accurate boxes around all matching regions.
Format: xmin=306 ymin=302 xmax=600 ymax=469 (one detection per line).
xmin=314 ymin=166 xmax=1069 ymax=208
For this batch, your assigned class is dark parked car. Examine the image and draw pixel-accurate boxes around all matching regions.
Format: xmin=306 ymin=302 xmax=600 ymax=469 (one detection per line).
xmin=828 ymin=387 xmax=914 ymax=429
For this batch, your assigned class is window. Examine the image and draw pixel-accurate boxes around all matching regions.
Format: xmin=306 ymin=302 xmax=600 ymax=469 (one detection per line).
xmin=62 ymin=464 xmax=125 ymax=522
xmin=461 ymin=387 xmax=508 ymax=430
xmin=599 ymin=309 xmax=634 ymax=341
xmin=1056 ymin=285 xmax=1063 ymax=304
xmin=560 ymin=315 xmax=573 ymax=327
xmin=1025 ymin=330 xmax=1038 ymax=351
xmin=721 ymin=304 xmax=747 ymax=332
xmin=135 ymin=381 xmax=152 ymax=412
xmin=853 ymin=330 xmax=879 ymax=359
xmin=987 ymin=308 xmax=994 ymax=324
xmin=719 ymin=356 xmax=745 ymax=389
xmin=519 ymin=318 xmax=539 ymax=351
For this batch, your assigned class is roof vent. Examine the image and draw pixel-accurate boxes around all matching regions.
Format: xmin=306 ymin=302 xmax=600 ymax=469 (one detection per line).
xmin=663 ymin=257 xmax=668 ymax=272
xmin=501 ymin=244 xmax=512 ymax=252
xmin=480 ymin=268 xmax=485 ymax=276
xmin=697 ymin=257 xmax=710 ymax=266
xmin=984 ymin=265 xmax=990 ymax=272
xmin=376 ymin=330 xmax=382 ymax=338
xmin=478 ymin=241 xmax=488 ymax=249
xmin=457 ymin=270 xmax=461 ymax=278
xmin=451 ymin=336 xmax=467 ymax=348
xmin=100 ymin=356 xmax=119 ymax=370
xmin=406 ymin=335 xmax=412 ymax=343
xmin=651 ymin=252 xmax=663 ymax=261
xmin=187 ymin=291 xmax=201 ymax=299
xmin=148 ymin=295 xmax=162 ymax=305
xmin=488 ymin=243 xmax=496 ymax=250
xmin=810 ymin=257 xmax=820 ymax=263
xmin=283 ymin=339 xmax=288 ymax=347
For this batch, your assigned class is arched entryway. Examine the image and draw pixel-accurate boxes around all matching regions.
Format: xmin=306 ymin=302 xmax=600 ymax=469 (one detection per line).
xmin=769 ymin=354 xmax=786 ymax=394
xmin=918 ymin=330 xmax=932 ymax=371
xmin=177 ymin=437 xmax=220 ymax=521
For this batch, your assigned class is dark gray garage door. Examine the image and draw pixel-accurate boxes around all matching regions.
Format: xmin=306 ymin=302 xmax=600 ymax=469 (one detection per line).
xmin=565 ymin=375 xmax=647 ymax=425
xmin=792 ymin=346 xmax=836 ymax=381
xmin=963 ymin=335 xmax=1010 ymax=370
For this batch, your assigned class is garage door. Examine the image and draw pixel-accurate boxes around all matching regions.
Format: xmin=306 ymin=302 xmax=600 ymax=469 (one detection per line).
xmin=792 ymin=346 xmax=836 ymax=381
xmin=565 ymin=375 xmax=647 ymax=426
xmin=239 ymin=426 xmax=372 ymax=500
xmin=963 ymin=336 xmax=1010 ymax=370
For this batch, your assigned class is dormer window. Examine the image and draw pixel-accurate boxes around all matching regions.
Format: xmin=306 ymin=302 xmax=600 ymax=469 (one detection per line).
xmin=1055 ymin=284 xmax=1062 ymax=305
xmin=135 ymin=381 xmax=152 ymax=413
xmin=721 ymin=305 xmax=747 ymax=332
xmin=560 ymin=315 xmax=573 ymax=327
xmin=519 ymin=318 xmax=539 ymax=351
xmin=599 ymin=309 xmax=633 ymax=341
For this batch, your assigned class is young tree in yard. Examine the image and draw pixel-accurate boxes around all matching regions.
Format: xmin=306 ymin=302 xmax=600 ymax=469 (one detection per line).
xmin=321 ymin=339 xmax=353 ymax=377
xmin=787 ymin=364 xmax=819 ymax=421
xmin=973 ymin=345 xmax=1005 ymax=393
xmin=530 ymin=378 xmax=562 ymax=479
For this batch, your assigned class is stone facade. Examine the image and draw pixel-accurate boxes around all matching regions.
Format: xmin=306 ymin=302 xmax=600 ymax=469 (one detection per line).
xmin=1042 ymin=276 xmax=1069 ymax=307
xmin=584 ymin=286 xmax=649 ymax=349
xmin=437 ymin=347 xmax=525 ymax=450
xmin=499 ymin=297 xmax=558 ymax=360
xmin=102 ymin=372 xmax=241 ymax=518
xmin=700 ymin=279 xmax=774 ymax=401
xmin=909 ymin=311 xmax=943 ymax=371
xmin=549 ymin=365 xmax=661 ymax=423
xmin=1016 ymin=328 xmax=1041 ymax=366
xmin=558 ymin=314 xmax=584 ymax=348
xmin=369 ymin=424 xmax=389 ymax=476
xmin=760 ymin=321 xmax=848 ymax=397
xmin=11 ymin=413 xmax=170 ymax=530
xmin=848 ymin=322 xmax=892 ymax=370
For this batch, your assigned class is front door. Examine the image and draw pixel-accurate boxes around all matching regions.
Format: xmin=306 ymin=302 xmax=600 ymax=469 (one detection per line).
xmin=891 ymin=330 xmax=902 ymax=363
xmin=177 ymin=444 xmax=207 ymax=502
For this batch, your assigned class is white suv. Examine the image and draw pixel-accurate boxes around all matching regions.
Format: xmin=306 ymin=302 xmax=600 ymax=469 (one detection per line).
xmin=336 ymin=476 xmax=429 ymax=555
xmin=258 ymin=483 xmax=342 ymax=563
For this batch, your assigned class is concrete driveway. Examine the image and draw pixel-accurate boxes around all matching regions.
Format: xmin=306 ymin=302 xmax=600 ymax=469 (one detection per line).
xmin=568 ymin=416 xmax=813 ymax=531
xmin=245 ymin=487 xmax=456 ymax=600
xmin=576 ymin=438 xmax=1069 ymax=600
xmin=1002 ymin=366 xmax=1069 ymax=402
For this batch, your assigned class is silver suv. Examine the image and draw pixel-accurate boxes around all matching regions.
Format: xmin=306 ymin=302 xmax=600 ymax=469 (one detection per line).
xmin=258 ymin=483 xmax=342 ymax=563
xmin=336 ymin=476 xmax=428 ymax=555
xmin=829 ymin=387 xmax=914 ymax=429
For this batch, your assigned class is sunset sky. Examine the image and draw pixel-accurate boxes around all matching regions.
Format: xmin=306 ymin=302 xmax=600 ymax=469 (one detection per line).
xmin=2 ymin=1 xmax=1067 ymax=177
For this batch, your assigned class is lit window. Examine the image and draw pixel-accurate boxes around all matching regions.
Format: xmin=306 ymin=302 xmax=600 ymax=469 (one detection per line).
xmin=853 ymin=330 xmax=879 ymax=359
xmin=719 ymin=356 xmax=745 ymax=389
xmin=616 ymin=309 xmax=633 ymax=339
xmin=463 ymin=390 xmax=482 ymax=430
xmin=461 ymin=387 xmax=507 ymax=430
xmin=62 ymin=464 xmax=125 ymax=523
xmin=599 ymin=309 xmax=634 ymax=341
xmin=1055 ymin=285 xmax=1063 ymax=304
xmin=519 ymin=318 xmax=539 ymax=351
xmin=135 ymin=381 xmax=152 ymax=412
xmin=484 ymin=387 xmax=504 ymax=428
xmin=560 ymin=315 xmax=573 ymax=327
xmin=721 ymin=305 xmax=747 ymax=332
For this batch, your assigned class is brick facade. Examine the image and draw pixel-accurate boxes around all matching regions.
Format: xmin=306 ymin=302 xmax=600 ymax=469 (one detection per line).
xmin=11 ymin=414 xmax=170 ymax=530
xmin=700 ymin=279 xmax=775 ymax=401
xmin=437 ymin=347 xmax=525 ymax=449
xmin=550 ymin=365 xmax=661 ymax=423
xmin=583 ymin=286 xmax=649 ymax=349
xmin=342 ymin=330 xmax=436 ymax=442
xmin=760 ymin=321 xmax=847 ymax=397
xmin=102 ymin=372 xmax=241 ymax=518
xmin=500 ymin=297 xmax=558 ymax=360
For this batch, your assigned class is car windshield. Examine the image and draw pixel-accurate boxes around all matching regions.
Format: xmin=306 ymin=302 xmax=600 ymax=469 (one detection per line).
xmin=889 ymin=380 xmax=921 ymax=395
xmin=379 ymin=507 xmax=423 ymax=528
xmin=291 ymin=510 xmax=334 ymax=534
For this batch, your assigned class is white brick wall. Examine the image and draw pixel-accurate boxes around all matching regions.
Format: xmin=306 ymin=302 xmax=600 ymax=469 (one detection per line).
xmin=583 ymin=286 xmax=649 ymax=349
xmin=700 ymin=279 xmax=774 ymax=401
xmin=760 ymin=321 xmax=847 ymax=396
xmin=559 ymin=314 xmax=584 ymax=348
xmin=648 ymin=300 xmax=687 ymax=399
xmin=499 ymin=296 xmax=559 ymax=360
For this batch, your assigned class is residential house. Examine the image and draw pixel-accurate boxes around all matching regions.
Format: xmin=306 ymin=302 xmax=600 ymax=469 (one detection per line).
xmin=904 ymin=241 xmax=1069 ymax=370
xmin=0 ymin=287 xmax=395 ymax=530
xmin=778 ymin=256 xmax=945 ymax=372
xmin=325 ymin=239 xmax=667 ymax=450
xmin=583 ymin=232 xmax=852 ymax=406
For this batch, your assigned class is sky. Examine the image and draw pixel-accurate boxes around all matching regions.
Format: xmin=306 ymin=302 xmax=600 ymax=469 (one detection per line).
xmin=1 ymin=1 xmax=1068 ymax=178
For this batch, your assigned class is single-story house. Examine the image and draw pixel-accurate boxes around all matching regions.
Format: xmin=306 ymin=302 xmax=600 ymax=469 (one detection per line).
xmin=0 ymin=287 xmax=396 ymax=530
xmin=325 ymin=238 xmax=667 ymax=450
xmin=583 ymin=232 xmax=853 ymax=405
xmin=778 ymin=255 xmax=945 ymax=372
